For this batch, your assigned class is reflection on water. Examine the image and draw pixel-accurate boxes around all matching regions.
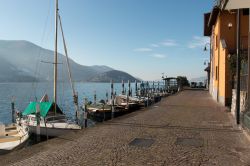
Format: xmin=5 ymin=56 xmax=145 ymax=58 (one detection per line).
xmin=0 ymin=82 xmax=137 ymax=124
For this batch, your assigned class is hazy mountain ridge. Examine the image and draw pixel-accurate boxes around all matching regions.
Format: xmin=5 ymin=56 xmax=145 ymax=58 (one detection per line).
xmin=88 ymin=70 xmax=140 ymax=82
xmin=0 ymin=56 xmax=37 ymax=82
xmin=0 ymin=40 xmax=138 ymax=82
xmin=190 ymin=76 xmax=207 ymax=83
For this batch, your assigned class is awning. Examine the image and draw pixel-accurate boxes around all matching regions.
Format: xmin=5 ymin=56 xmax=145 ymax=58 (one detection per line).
xmin=204 ymin=13 xmax=212 ymax=36
xmin=225 ymin=0 xmax=250 ymax=10
xmin=163 ymin=77 xmax=177 ymax=80
xmin=22 ymin=102 xmax=53 ymax=118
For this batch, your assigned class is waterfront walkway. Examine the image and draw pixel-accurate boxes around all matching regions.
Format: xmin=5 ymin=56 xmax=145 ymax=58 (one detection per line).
xmin=2 ymin=90 xmax=250 ymax=165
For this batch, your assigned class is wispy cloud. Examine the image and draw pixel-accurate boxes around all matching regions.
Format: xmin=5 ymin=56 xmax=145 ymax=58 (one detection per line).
xmin=150 ymin=44 xmax=159 ymax=48
xmin=151 ymin=54 xmax=166 ymax=59
xmin=161 ymin=40 xmax=178 ymax=47
xmin=134 ymin=48 xmax=153 ymax=52
xmin=188 ymin=36 xmax=210 ymax=49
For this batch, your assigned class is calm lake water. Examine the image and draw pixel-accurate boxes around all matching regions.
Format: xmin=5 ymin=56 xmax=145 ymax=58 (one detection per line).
xmin=0 ymin=82 xmax=140 ymax=124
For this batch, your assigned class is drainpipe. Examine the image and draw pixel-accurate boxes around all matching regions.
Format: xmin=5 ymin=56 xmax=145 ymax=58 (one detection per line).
xmin=236 ymin=9 xmax=241 ymax=125
xmin=247 ymin=8 xmax=250 ymax=119
xmin=248 ymin=8 xmax=250 ymax=116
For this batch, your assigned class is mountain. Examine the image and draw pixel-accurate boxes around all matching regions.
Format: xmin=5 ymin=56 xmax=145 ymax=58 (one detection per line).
xmin=0 ymin=56 xmax=36 ymax=82
xmin=89 ymin=65 xmax=113 ymax=73
xmin=88 ymin=70 xmax=140 ymax=82
xmin=190 ymin=76 xmax=207 ymax=83
xmin=0 ymin=40 xmax=138 ymax=82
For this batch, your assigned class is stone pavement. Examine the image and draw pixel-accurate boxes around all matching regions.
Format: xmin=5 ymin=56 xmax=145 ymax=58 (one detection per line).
xmin=2 ymin=90 xmax=250 ymax=166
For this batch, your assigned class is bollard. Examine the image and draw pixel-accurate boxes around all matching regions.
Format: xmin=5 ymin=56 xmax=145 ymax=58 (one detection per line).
xmin=147 ymin=93 xmax=149 ymax=107
xmin=11 ymin=97 xmax=15 ymax=124
xmin=127 ymin=91 xmax=129 ymax=109
xmin=44 ymin=117 xmax=48 ymax=140
xmin=128 ymin=80 xmax=131 ymax=96
xmin=140 ymin=81 xmax=144 ymax=97
xmin=84 ymin=110 xmax=88 ymax=128
xmin=94 ymin=91 xmax=97 ymax=105
xmin=84 ymin=98 xmax=88 ymax=128
xmin=122 ymin=80 xmax=125 ymax=95
xmin=146 ymin=81 xmax=149 ymax=96
xmin=73 ymin=92 xmax=80 ymax=124
xmin=111 ymin=80 xmax=114 ymax=119
xmin=153 ymin=81 xmax=155 ymax=93
xmin=158 ymin=81 xmax=160 ymax=92
xmin=135 ymin=80 xmax=138 ymax=96
xmin=36 ymin=103 xmax=41 ymax=142
xmin=106 ymin=91 xmax=109 ymax=103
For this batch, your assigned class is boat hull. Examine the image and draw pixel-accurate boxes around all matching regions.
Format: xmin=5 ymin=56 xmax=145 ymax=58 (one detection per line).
xmin=0 ymin=125 xmax=29 ymax=154
xmin=88 ymin=106 xmax=136 ymax=122
xmin=27 ymin=124 xmax=81 ymax=137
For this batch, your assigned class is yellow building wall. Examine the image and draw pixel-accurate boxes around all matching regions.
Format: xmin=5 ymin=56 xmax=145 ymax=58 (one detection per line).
xmin=220 ymin=11 xmax=236 ymax=105
xmin=211 ymin=14 xmax=220 ymax=101
xmin=210 ymin=10 xmax=249 ymax=106
xmin=219 ymin=42 xmax=226 ymax=100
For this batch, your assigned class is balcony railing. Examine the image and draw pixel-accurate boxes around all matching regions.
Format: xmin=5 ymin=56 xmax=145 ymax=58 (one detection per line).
xmin=233 ymin=49 xmax=248 ymax=91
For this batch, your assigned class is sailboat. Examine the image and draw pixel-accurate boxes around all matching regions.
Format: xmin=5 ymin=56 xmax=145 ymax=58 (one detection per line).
xmin=19 ymin=0 xmax=82 ymax=137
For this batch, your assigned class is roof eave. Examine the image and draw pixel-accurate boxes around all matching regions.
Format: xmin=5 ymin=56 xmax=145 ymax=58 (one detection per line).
xmin=204 ymin=6 xmax=220 ymax=37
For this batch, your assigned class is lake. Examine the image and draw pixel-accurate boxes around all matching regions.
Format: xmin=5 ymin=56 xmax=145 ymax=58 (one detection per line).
xmin=0 ymin=82 xmax=141 ymax=124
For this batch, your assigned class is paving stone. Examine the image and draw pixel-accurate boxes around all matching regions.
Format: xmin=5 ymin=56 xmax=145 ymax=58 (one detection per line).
xmin=1 ymin=90 xmax=250 ymax=166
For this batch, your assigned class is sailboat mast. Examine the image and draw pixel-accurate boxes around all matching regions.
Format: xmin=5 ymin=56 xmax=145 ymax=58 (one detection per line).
xmin=54 ymin=0 xmax=59 ymax=113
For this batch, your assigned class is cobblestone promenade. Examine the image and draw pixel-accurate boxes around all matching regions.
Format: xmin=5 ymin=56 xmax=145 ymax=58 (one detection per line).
xmin=2 ymin=90 xmax=250 ymax=166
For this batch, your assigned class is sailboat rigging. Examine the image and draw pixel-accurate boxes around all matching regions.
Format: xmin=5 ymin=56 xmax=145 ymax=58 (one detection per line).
xmin=58 ymin=13 xmax=80 ymax=121
xmin=54 ymin=0 xmax=58 ymax=115
xmin=19 ymin=0 xmax=82 ymax=137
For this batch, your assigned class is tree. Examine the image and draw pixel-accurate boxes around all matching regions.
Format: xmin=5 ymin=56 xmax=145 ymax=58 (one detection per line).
xmin=177 ymin=76 xmax=190 ymax=87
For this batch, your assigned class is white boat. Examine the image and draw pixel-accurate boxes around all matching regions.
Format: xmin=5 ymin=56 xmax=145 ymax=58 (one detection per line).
xmin=21 ymin=102 xmax=81 ymax=137
xmin=0 ymin=123 xmax=29 ymax=152
xmin=20 ymin=0 xmax=82 ymax=137
xmin=114 ymin=95 xmax=142 ymax=110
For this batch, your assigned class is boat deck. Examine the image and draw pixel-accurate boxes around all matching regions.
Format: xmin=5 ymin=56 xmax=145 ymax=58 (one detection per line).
xmin=0 ymin=136 xmax=20 ymax=143
xmin=0 ymin=125 xmax=21 ymax=143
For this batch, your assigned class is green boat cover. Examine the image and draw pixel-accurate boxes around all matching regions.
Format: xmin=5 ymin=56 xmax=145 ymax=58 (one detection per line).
xmin=22 ymin=102 xmax=53 ymax=118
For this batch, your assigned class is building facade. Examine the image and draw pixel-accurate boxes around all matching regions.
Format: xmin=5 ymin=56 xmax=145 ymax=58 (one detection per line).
xmin=204 ymin=5 xmax=249 ymax=107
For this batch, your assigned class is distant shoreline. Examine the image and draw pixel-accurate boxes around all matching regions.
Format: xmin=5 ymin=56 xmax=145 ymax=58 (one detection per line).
xmin=0 ymin=81 xmax=142 ymax=84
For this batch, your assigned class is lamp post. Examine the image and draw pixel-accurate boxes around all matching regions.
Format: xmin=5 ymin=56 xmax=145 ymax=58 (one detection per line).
xmin=162 ymin=73 xmax=166 ymax=92
xmin=204 ymin=42 xmax=211 ymax=90
xmin=236 ymin=9 xmax=240 ymax=124
xmin=204 ymin=59 xmax=210 ymax=89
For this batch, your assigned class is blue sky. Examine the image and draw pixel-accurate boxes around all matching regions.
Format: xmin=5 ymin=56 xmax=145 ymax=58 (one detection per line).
xmin=0 ymin=0 xmax=213 ymax=81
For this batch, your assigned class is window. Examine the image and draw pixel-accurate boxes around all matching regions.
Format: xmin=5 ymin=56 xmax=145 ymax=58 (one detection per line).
xmin=215 ymin=35 xmax=218 ymax=49
xmin=216 ymin=66 xmax=218 ymax=80
xmin=243 ymin=9 xmax=249 ymax=16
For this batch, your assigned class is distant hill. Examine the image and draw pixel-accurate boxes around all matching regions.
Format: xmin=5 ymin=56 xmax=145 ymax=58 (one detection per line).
xmin=190 ymin=76 xmax=207 ymax=83
xmin=0 ymin=40 xmax=138 ymax=82
xmin=88 ymin=70 xmax=140 ymax=83
xmin=89 ymin=65 xmax=113 ymax=73
xmin=0 ymin=56 xmax=36 ymax=82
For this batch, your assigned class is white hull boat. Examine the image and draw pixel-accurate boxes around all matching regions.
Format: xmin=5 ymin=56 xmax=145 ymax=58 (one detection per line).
xmin=24 ymin=114 xmax=81 ymax=137
xmin=21 ymin=102 xmax=82 ymax=137
xmin=0 ymin=123 xmax=29 ymax=152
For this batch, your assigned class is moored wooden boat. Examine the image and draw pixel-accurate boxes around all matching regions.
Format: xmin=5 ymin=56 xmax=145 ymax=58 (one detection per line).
xmin=115 ymin=95 xmax=142 ymax=111
xmin=20 ymin=102 xmax=81 ymax=137
xmin=0 ymin=123 xmax=29 ymax=153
